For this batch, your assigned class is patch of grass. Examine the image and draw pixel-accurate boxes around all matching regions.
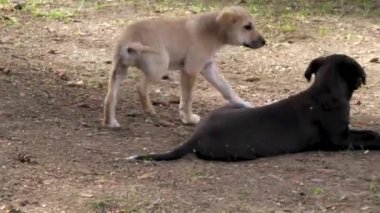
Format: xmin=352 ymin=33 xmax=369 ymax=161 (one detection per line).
xmin=132 ymin=0 xmax=379 ymax=21
xmin=0 ymin=0 xmax=12 ymax=12
xmin=35 ymin=8 xmax=73 ymax=21
xmin=91 ymin=198 xmax=116 ymax=212
xmin=0 ymin=13 xmax=19 ymax=26
xmin=8 ymin=16 xmax=19 ymax=25
xmin=244 ymin=0 xmax=378 ymax=17
xmin=280 ymin=22 xmax=297 ymax=33
xmin=188 ymin=168 xmax=210 ymax=182
xmin=319 ymin=26 xmax=330 ymax=37
xmin=90 ymin=191 xmax=143 ymax=213
xmin=0 ymin=0 xmax=9 ymax=5
xmin=188 ymin=1 xmax=210 ymax=13
xmin=123 ymin=192 xmax=139 ymax=213
xmin=87 ymin=0 xmax=118 ymax=10
xmin=86 ymin=77 xmax=105 ymax=89
xmin=369 ymin=182 xmax=380 ymax=205
xmin=99 ymin=0 xmax=378 ymax=34
xmin=23 ymin=0 xmax=75 ymax=21
xmin=311 ymin=186 xmax=324 ymax=196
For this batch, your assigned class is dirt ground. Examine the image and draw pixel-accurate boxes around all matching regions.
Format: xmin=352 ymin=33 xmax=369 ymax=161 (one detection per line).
xmin=1 ymin=1 xmax=380 ymax=212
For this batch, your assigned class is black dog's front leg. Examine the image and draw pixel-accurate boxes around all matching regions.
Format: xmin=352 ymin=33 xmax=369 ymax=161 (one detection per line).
xmin=344 ymin=129 xmax=380 ymax=150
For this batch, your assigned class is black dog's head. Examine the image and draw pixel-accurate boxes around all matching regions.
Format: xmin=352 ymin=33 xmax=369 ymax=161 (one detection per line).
xmin=304 ymin=54 xmax=366 ymax=98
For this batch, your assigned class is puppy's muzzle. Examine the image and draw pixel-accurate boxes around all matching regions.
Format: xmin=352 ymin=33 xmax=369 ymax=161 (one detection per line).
xmin=244 ymin=35 xmax=266 ymax=49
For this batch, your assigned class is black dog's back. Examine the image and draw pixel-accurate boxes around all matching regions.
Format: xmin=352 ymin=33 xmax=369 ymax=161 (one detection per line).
xmin=131 ymin=97 xmax=320 ymax=161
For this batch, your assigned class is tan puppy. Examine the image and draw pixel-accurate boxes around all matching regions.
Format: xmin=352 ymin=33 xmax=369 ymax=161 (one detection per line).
xmin=103 ymin=6 xmax=266 ymax=128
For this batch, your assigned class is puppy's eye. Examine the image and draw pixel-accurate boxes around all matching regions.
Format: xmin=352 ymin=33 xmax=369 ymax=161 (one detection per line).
xmin=244 ymin=23 xmax=252 ymax=30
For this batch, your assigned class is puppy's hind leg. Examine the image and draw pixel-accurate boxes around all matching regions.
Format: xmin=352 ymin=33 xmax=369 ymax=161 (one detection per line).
xmin=136 ymin=75 xmax=156 ymax=115
xmin=136 ymin=53 xmax=169 ymax=117
xmin=103 ymin=58 xmax=128 ymax=128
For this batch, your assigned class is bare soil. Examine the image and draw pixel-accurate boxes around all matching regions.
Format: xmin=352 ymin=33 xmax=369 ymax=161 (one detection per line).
xmin=1 ymin=2 xmax=380 ymax=213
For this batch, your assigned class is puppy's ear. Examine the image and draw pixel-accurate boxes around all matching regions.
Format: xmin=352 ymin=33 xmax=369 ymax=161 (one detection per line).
xmin=216 ymin=8 xmax=239 ymax=26
xmin=304 ymin=57 xmax=326 ymax=82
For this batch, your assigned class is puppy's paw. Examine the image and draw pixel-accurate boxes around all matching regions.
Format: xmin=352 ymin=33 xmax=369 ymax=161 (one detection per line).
xmin=143 ymin=105 xmax=157 ymax=115
xmin=240 ymin=101 xmax=253 ymax=108
xmin=146 ymin=110 xmax=157 ymax=117
xmin=180 ymin=113 xmax=200 ymax=125
xmin=231 ymin=99 xmax=253 ymax=108
xmin=103 ymin=119 xmax=121 ymax=128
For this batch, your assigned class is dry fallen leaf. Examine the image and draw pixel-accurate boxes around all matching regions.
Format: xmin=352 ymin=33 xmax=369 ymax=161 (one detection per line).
xmin=67 ymin=80 xmax=84 ymax=87
xmin=80 ymin=193 xmax=94 ymax=198
xmin=138 ymin=172 xmax=156 ymax=180
xmin=245 ymin=76 xmax=261 ymax=82
xmin=0 ymin=67 xmax=11 ymax=74
xmin=369 ymin=57 xmax=379 ymax=63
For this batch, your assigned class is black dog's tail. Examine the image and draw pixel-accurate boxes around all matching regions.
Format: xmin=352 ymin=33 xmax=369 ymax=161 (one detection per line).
xmin=127 ymin=139 xmax=197 ymax=161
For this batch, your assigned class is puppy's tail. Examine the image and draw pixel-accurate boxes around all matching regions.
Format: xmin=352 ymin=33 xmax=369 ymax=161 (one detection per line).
xmin=118 ymin=42 xmax=157 ymax=66
xmin=127 ymin=138 xmax=197 ymax=161
xmin=123 ymin=42 xmax=157 ymax=55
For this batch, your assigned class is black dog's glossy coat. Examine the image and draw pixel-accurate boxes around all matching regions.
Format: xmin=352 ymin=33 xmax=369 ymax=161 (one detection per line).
xmin=131 ymin=54 xmax=380 ymax=161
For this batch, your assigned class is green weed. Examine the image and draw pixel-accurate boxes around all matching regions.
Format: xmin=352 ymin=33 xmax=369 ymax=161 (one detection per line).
xmin=370 ymin=182 xmax=380 ymax=205
xmin=311 ymin=186 xmax=324 ymax=196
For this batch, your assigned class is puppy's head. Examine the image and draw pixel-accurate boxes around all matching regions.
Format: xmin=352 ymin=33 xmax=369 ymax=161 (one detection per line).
xmin=216 ymin=6 xmax=265 ymax=49
xmin=304 ymin=54 xmax=366 ymax=93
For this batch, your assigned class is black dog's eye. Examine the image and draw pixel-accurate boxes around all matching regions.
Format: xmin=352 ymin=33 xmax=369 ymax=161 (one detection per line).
xmin=244 ymin=23 xmax=252 ymax=30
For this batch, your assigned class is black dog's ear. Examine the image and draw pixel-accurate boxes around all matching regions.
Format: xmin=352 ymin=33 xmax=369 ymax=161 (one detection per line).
xmin=351 ymin=68 xmax=366 ymax=90
xmin=339 ymin=60 xmax=367 ymax=90
xmin=304 ymin=57 xmax=326 ymax=82
xmin=354 ymin=74 xmax=366 ymax=89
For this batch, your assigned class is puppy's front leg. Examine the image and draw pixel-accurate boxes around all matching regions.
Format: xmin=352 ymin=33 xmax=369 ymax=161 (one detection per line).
xmin=201 ymin=62 xmax=252 ymax=107
xmin=179 ymin=71 xmax=200 ymax=124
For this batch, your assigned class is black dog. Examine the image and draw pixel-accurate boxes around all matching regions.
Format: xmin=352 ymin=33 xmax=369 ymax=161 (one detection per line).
xmin=129 ymin=54 xmax=380 ymax=161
